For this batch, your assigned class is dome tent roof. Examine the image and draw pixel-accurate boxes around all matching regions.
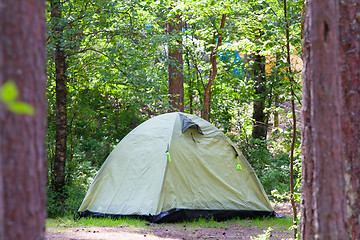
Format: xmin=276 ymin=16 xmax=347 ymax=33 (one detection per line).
xmin=78 ymin=112 xmax=274 ymax=222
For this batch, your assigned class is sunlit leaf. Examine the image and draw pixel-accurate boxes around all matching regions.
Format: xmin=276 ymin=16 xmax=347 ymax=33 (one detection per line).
xmin=0 ymin=80 xmax=18 ymax=103
xmin=8 ymin=102 xmax=35 ymax=115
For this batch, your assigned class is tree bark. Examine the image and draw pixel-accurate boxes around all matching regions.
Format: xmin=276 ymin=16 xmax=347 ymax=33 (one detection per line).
xmin=50 ymin=0 xmax=68 ymax=194
xmin=167 ymin=14 xmax=184 ymax=112
xmin=0 ymin=0 xmax=47 ymax=239
xmin=300 ymin=2 xmax=316 ymax=238
xmin=273 ymin=94 xmax=279 ymax=127
xmin=201 ymin=13 xmax=226 ymax=121
xmin=301 ymin=0 xmax=360 ymax=239
xmin=249 ymin=53 xmax=267 ymax=140
xmin=339 ymin=1 xmax=360 ymax=238
xmin=185 ymin=55 xmax=194 ymax=114
xmin=245 ymin=3 xmax=267 ymax=140
xmin=283 ymin=0 xmax=298 ymax=237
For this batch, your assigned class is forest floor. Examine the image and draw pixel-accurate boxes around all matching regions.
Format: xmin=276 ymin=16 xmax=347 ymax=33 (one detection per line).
xmin=46 ymin=201 xmax=295 ymax=240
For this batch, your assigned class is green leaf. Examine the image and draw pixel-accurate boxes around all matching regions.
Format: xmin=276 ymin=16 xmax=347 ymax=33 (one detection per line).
xmin=8 ymin=102 xmax=35 ymax=115
xmin=0 ymin=81 xmax=18 ymax=103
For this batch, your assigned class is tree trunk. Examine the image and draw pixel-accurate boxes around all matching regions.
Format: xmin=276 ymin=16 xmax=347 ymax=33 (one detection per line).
xmin=50 ymin=0 xmax=68 ymax=195
xmin=0 ymin=0 xmax=47 ymax=239
xmin=185 ymin=56 xmax=194 ymax=114
xmin=201 ymin=13 xmax=226 ymax=121
xmin=167 ymin=14 xmax=184 ymax=112
xmin=339 ymin=1 xmax=360 ymax=238
xmin=283 ymin=0 xmax=298 ymax=237
xmin=273 ymin=53 xmax=281 ymax=128
xmin=301 ymin=0 xmax=360 ymax=239
xmin=300 ymin=2 xmax=316 ymax=238
xmin=273 ymin=94 xmax=279 ymax=127
xmin=251 ymin=53 xmax=267 ymax=139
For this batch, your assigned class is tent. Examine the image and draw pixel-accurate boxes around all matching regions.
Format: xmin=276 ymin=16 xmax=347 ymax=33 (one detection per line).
xmin=78 ymin=112 xmax=275 ymax=223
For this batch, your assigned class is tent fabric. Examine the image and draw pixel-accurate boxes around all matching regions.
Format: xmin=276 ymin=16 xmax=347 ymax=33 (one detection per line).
xmin=179 ymin=113 xmax=203 ymax=134
xmin=79 ymin=209 xmax=275 ymax=223
xmin=78 ymin=112 xmax=274 ymax=222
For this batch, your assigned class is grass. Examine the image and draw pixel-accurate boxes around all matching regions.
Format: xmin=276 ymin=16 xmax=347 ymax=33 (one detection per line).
xmin=180 ymin=216 xmax=293 ymax=231
xmin=46 ymin=215 xmax=293 ymax=231
xmin=248 ymin=217 xmax=293 ymax=228
xmin=46 ymin=216 xmax=148 ymax=228
xmin=47 ymin=216 xmax=294 ymax=240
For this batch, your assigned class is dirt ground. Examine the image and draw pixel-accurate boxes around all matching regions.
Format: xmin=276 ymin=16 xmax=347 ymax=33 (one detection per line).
xmin=46 ymin=202 xmax=295 ymax=240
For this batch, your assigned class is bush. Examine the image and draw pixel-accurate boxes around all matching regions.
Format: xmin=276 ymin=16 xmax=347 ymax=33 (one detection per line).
xmin=47 ymin=160 xmax=98 ymax=218
xmin=47 ymin=184 xmax=87 ymax=218
xmin=246 ymin=140 xmax=291 ymax=195
xmin=232 ymin=136 xmax=300 ymax=199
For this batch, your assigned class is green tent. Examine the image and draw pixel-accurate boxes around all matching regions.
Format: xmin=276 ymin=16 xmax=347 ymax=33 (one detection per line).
xmin=78 ymin=112 xmax=275 ymax=222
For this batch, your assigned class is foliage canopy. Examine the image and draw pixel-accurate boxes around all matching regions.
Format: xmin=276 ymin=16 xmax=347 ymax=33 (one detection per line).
xmin=46 ymin=0 xmax=304 ymax=217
